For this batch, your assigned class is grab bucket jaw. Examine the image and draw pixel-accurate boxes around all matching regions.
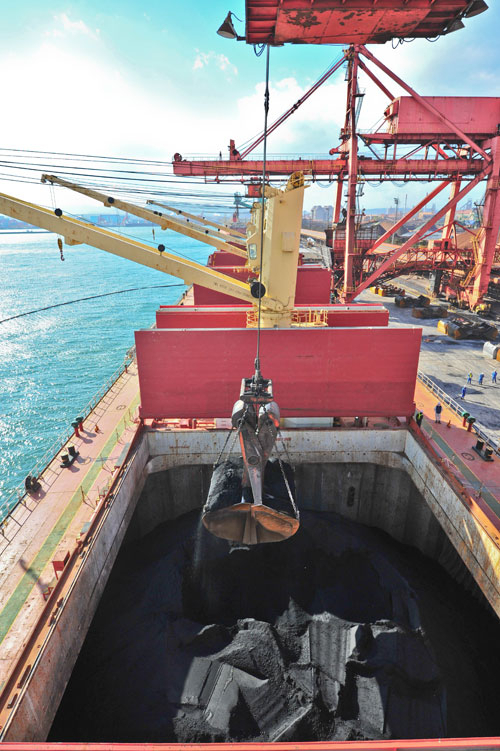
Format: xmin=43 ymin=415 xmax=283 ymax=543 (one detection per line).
xmin=202 ymin=500 xmax=300 ymax=545
xmin=202 ymin=374 xmax=299 ymax=544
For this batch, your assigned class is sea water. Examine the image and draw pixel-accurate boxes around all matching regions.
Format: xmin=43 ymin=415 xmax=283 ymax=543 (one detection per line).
xmin=0 ymin=225 xmax=212 ymax=511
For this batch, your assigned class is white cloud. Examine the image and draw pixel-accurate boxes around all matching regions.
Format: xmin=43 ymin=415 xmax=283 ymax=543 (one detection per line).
xmin=193 ymin=50 xmax=237 ymax=77
xmin=0 ymin=33 xmax=492 ymax=215
xmin=235 ymin=75 xmax=347 ymax=153
xmin=48 ymin=13 xmax=100 ymax=40
xmin=0 ymin=40 xmax=243 ymax=212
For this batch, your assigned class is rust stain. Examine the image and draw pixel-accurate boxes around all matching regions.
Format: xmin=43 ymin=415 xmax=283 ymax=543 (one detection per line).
xmin=284 ymin=10 xmax=321 ymax=29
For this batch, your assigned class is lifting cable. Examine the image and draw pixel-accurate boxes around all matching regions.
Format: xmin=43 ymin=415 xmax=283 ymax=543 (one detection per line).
xmin=0 ymin=283 xmax=185 ymax=325
xmin=254 ymin=43 xmax=270 ymax=378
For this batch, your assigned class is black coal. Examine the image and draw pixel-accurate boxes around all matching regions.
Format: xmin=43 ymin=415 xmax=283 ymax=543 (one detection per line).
xmin=49 ymin=509 xmax=500 ymax=742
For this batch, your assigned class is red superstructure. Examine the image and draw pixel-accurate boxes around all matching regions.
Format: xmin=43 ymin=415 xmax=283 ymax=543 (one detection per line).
xmin=173 ymin=39 xmax=499 ymax=311
xmin=136 ymin=324 xmax=420 ymax=418
xmin=245 ymin=0 xmax=486 ymax=44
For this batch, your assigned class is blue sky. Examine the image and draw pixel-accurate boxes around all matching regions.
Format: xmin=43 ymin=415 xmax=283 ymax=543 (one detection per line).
xmin=0 ymin=1 xmax=499 ymax=212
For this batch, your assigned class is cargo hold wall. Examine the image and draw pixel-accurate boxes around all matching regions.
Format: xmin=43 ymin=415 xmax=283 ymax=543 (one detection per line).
xmin=4 ymin=426 xmax=500 ymax=742
xmin=135 ymin=427 xmax=500 ymax=617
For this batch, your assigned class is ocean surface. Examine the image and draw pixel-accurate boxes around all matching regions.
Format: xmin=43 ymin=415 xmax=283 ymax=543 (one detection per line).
xmin=0 ymin=225 xmax=212 ymax=513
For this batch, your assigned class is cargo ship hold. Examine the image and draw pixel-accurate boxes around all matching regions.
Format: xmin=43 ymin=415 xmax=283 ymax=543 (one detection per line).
xmin=1 ymin=2 xmax=500 ymax=750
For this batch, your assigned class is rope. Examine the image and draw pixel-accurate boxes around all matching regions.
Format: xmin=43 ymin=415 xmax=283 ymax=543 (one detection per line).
xmin=213 ymin=404 xmax=251 ymax=468
xmin=276 ymin=430 xmax=299 ymax=519
xmin=255 ymin=44 xmax=270 ymax=377
xmin=0 ymin=283 xmax=185 ymax=324
xmin=213 ymin=426 xmax=239 ymax=468
xmin=277 ymin=456 xmax=299 ymax=520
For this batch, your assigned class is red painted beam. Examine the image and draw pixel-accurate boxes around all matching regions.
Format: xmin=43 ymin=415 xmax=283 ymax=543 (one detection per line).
xmin=3 ymin=741 xmax=500 ymax=751
xmin=172 ymin=156 xmax=484 ymax=179
xmin=366 ymin=180 xmax=451 ymax=256
xmin=245 ymin=0 xmax=482 ymax=45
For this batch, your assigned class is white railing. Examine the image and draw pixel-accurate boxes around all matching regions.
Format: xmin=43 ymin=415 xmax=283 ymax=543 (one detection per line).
xmin=417 ymin=370 xmax=500 ymax=456
xmin=0 ymin=349 xmax=135 ymax=522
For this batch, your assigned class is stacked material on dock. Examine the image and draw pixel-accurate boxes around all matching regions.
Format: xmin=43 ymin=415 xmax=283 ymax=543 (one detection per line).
xmin=412 ymin=305 xmax=448 ymax=319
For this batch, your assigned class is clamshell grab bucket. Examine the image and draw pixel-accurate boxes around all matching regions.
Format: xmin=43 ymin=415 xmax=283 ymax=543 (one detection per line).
xmin=202 ymin=458 xmax=299 ymax=544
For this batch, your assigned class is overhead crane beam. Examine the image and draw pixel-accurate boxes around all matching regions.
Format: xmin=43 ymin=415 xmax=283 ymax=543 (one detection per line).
xmin=244 ymin=0 xmax=487 ymax=45
xmin=41 ymin=174 xmax=247 ymax=258
xmin=0 ymin=190 xmax=281 ymax=311
xmin=172 ymin=155 xmax=484 ymax=179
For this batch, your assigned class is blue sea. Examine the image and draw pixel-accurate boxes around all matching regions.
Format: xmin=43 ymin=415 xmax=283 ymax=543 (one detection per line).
xmin=0 ymin=226 xmax=212 ymax=512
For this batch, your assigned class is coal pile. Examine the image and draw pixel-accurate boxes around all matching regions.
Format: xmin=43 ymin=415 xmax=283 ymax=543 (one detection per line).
xmin=50 ymin=509 xmax=500 ymax=742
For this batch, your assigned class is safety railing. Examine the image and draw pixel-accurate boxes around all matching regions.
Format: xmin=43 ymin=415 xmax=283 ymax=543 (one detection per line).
xmin=0 ymin=348 xmax=136 ymax=523
xmin=417 ymin=370 xmax=500 ymax=457
xmin=0 ymin=424 xmax=143 ymax=737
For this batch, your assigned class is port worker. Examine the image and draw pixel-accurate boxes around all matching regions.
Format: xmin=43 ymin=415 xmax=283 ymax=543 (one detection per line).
xmin=461 ymin=385 xmax=467 ymax=399
xmin=415 ymin=410 xmax=423 ymax=427
xmin=434 ymin=403 xmax=442 ymax=423
xmin=467 ymin=371 xmax=473 ymax=384
xmin=478 ymin=373 xmax=484 ymax=386
xmin=492 ymin=370 xmax=498 ymax=384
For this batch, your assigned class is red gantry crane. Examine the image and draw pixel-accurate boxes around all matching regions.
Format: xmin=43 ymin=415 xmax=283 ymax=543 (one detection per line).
xmin=173 ymin=1 xmax=497 ymax=310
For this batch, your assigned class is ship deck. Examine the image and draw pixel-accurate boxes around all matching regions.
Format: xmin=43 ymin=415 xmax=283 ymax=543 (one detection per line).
xmin=414 ymin=379 xmax=500 ymax=537
xmin=0 ymin=361 xmax=141 ymax=699
xmin=2 ymin=324 xmax=500 ymax=737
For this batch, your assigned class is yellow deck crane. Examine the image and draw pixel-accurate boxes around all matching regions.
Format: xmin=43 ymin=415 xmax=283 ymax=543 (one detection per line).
xmin=0 ymin=172 xmax=307 ymax=544
xmin=5 ymin=171 xmax=307 ymax=328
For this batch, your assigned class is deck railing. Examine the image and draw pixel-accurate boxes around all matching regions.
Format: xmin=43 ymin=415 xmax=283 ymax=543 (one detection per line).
xmin=417 ymin=370 xmax=500 ymax=457
xmin=3 ymin=365 xmax=498 ymax=524
xmin=0 ymin=349 xmax=135 ymax=523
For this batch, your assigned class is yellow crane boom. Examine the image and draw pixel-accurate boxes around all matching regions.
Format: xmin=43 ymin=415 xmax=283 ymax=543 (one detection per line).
xmin=41 ymin=174 xmax=247 ymax=258
xmin=146 ymin=199 xmax=247 ymax=240
xmin=0 ymin=171 xmax=306 ymax=326
xmin=0 ymin=190 xmax=282 ymax=311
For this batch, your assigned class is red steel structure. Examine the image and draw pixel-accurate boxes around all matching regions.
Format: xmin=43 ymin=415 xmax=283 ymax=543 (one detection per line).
xmin=135 ymin=324 xmax=421 ymax=418
xmin=2 ymin=741 xmax=500 ymax=751
xmin=244 ymin=0 xmax=487 ymax=44
xmin=173 ymin=41 xmax=500 ymax=309
xmin=2 ymin=742 xmax=500 ymax=751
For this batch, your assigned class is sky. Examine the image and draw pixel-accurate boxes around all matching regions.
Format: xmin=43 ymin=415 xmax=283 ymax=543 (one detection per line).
xmin=0 ymin=1 xmax=499 ymax=215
